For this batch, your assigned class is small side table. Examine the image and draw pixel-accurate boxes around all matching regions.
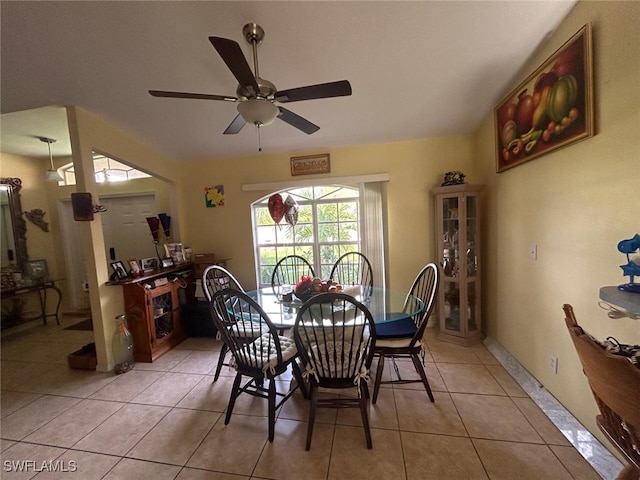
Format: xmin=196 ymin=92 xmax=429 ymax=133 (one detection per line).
xmin=1 ymin=279 xmax=63 ymax=325
xmin=599 ymin=286 xmax=640 ymax=319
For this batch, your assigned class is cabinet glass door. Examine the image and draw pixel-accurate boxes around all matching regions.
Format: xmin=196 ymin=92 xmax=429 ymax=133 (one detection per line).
xmin=153 ymin=292 xmax=174 ymax=340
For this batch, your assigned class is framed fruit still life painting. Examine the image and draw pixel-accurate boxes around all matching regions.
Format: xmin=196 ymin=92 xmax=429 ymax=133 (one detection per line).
xmin=495 ymin=23 xmax=594 ymax=173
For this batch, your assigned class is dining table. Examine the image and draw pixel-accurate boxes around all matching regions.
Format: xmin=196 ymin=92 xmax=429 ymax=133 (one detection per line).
xmin=246 ymin=285 xmax=424 ymax=330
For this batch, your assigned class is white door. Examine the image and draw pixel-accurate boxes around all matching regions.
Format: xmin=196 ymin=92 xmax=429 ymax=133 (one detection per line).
xmin=59 ymin=193 xmax=157 ymax=309
xmin=100 ymin=194 xmax=158 ymax=263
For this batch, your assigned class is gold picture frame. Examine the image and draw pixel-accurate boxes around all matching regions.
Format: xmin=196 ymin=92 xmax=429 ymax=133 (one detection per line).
xmin=290 ymin=154 xmax=330 ymax=176
xmin=494 ymin=24 xmax=594 ymax=173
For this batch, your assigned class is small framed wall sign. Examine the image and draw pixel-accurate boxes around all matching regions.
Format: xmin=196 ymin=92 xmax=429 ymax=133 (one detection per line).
xmin=290 ymin=154 xmax=330 ymax=176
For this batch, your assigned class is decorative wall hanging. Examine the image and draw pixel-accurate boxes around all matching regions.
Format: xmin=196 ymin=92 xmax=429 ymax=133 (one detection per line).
xmin=24 ymin=209 xmax=49 ymax=232
xmin=290 ymin=154 xmax=330 ymax=176
xmin=205 ymin=185 xmax=225 ymax=208
xmin=70 ymin=192 xmax=107 ymax=221
xmin=494 ymin=23 xmax=594 ymax=173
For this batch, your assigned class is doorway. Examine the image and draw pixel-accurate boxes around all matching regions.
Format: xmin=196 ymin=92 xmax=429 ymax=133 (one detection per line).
xmin=59 ymin=193 xmax=157 ymax=310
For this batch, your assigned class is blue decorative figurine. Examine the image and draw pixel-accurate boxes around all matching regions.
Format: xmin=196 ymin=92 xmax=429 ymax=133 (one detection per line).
xmin=617 ymin=233 xmax=640 ymax=293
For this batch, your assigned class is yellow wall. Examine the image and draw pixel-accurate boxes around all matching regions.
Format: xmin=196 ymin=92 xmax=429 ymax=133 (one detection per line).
xmin=178 ymin=136 xmax=474 ymax=292
xmin=473 ymin=0 xmax=640 ymax=451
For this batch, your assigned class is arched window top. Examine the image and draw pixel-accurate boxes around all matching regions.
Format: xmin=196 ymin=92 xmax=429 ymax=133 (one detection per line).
xmin=57 ymin=153 xmax=151 ymax=186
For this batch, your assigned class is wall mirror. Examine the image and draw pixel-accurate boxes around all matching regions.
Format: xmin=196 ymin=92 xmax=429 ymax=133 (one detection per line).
xmin=0 ymin=177 xmax=28 ymax=272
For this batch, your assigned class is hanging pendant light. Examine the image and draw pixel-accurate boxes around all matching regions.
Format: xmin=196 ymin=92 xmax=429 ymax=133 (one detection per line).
xmin=39 ymin=136 xmax=64 ymax=183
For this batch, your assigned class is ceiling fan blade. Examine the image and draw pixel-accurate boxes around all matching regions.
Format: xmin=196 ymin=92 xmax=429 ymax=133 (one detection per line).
xmin=209 ymin=37 xmax=260 ymax=95
xmin=277 ymin=107 xmax=320 ymax=135
xmin=274 ymin=80 xmax=352 ymax=103
xmin=149 ymin=90 xmax=237 ymax=102
xmin=223 ymin=114 xmax=246 ymax=135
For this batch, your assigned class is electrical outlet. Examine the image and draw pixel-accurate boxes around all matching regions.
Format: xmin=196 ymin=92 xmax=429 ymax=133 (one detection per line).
xmin=548 ymin=355 xmax=558 ymax=374
xmin=81 ymin=281 xmax=89 ymax=292
xmin=529 ymin=243 xmax=538 ymax=260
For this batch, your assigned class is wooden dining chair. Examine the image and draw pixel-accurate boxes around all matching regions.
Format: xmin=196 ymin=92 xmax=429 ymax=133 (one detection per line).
xmin=563 ymin=304 xmax=640 ymax=480
xmin=271 ymin=255 xmax=315 ymax=295
xmin=329 ymin=251 xmax=373 ymax=299
xmin=203 ymin=265 xmax=265 ymax=381
xmin=371 ymin=262 xmax=440 ymax=404
xmin=294 ymin=292 xmax=376 ymax=449
xmin=210 ymin=288 xmax=307 ymax=442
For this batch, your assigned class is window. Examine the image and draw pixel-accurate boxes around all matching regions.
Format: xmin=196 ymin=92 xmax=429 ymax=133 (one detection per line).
xmin=58 ymin=153 xmax=150 ymax=186
xmin=253 ymin=185 xmax=360 ymax=287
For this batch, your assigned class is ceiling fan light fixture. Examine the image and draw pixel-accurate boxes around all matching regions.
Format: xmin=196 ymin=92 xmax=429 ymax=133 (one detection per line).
xmin=39 ymin=136 xmax=64 ymax=183
xmin=237 ymin=98 xmax=278 ymax=126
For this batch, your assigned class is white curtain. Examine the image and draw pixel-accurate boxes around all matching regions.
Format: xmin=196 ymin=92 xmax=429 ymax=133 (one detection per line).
xmin=359 ymin=181 xmax=388 ymax=289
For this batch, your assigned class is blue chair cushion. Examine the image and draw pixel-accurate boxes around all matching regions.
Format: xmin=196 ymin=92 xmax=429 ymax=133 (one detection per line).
xmin=374 ymin=314 xmax=417 ymax=339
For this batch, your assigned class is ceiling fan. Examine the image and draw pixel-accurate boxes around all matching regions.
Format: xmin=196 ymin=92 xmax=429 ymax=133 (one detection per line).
xmin=149 ymin=23 xmax=352 ymax=138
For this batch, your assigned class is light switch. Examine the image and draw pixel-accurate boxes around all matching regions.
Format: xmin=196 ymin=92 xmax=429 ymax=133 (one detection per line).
xmin=529 ymin=244 xmax=537 ymax=260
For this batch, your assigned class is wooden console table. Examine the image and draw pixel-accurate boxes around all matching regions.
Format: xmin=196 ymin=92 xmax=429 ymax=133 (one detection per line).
xmin=107 ymin=264 xmax=194 ymax=362
xmin=1 ymin=279 xmax=62 ymax=325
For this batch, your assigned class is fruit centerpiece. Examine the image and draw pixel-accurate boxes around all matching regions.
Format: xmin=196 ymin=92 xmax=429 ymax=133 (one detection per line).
xmin=294 ymin=275 xmax=343 ymax=301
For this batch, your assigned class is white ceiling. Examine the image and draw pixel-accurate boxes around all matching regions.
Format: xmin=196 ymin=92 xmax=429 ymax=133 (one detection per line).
xmin=0 ymin=1 xmax=578 ymax=162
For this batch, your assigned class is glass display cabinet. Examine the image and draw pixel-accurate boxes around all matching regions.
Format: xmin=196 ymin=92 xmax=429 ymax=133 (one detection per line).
xmin=431 ymin=184 xmax=484 ymax=346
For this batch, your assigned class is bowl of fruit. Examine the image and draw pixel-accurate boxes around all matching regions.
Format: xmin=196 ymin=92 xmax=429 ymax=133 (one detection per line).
xmin=294 ymin=276 xmax=342 ymax=301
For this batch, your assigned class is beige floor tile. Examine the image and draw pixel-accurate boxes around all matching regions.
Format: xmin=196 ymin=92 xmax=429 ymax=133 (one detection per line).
xmin=328 ymin=426 xmax=405 ymax=480
xmin=512 ymin=397 xmax=572 ymax=446
xmin=32 ymin=450 xmax=120 ymax=479
xmin=187 ymin=413 xmax=268 ymax=475
xmin=24 ymin=398 xmax=123 ymax=448
xmin=452 ymin=393 xmax=545 ymax=444
xmin=426 ymin=340 xmax=484 ymax=364
xmin=131 ymin=372 xmax=204 ymax=406
xmin=127 ymin=408 xmax=220 ymax=465
xmin=337 ymin=386 xmax=398 ymax=430
xmin=72 ymin=403 xmax=169 ymax=455
xmin=1 ymin=391 xmax=42 ymax=417
xmin=29 ymin=368 xmax=118 ymax=398
xmin=549 ymin=445 xmax=604 ymax=480
xmin=437 ymin=363 xmax=506 ymax=395
xmin=254 ymin=418 xmax=332 ymax=479
xmin=102 ymin=458 xmax=182 ymax=479
xmin=1 ymin=439 xmax=16 ymax=452
xmin=402 ymin=431 xmax=489 ymax=479
xmin=485 ymin=364 xmax=528 ymax=397
xmin=132 ymin=348 xmax=193 ymax=372
xmin=89 ymin=369 xmax=165 ymax=401
xmin=470 ymin=343 xmax=501 ymax=365
xmin=473 ymin=438 xmax=573 ymax=479
xmin=171 ymin=350 xmax=218 ymax=374
xmin=175 ymin=469 xmax=251 ymax=479
xmin=1 ymin=394 xmax=81 ymax=440
xmin=0 ymin=442 xmax=67 ymax=480
xmin=278 ymin=389 xmax=338 ymax=425
xmin=176 ymin=374 xmax=234 ymax=412
xmin=395 ymin=390 xmax=467 ymax=436
xmin=374 ymin=358 xmax=446 ymax=394
xmin=0 ymin=361 xmax=61 ymax=392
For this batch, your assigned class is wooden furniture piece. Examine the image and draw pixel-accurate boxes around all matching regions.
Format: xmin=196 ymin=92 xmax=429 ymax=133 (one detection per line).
xmin=432 ymin=183 xmax=484 ymax=345
xmin=294 ymin=292 xmax=376 ymax=449
xmin=109 ymin=264 xmax=194 ymax=362
xmin=210 ymin=288 xmax=305 ymax=442
xmin=202 ymin=264 xmax=254 ymax=381
xmin=371 ymin=263 xmax=439 ymax=404
xmin=329 ymin=251 xmax=373 ymax=299
xmin=563 ymin=304 xmax=640 ymax=480
xmin=270 ymin=255 xmax=315 ymax=295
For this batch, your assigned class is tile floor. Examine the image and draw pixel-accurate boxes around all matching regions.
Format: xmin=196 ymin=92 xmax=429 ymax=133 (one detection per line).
xmin=0 ymin=316 xmax=619 ymax=479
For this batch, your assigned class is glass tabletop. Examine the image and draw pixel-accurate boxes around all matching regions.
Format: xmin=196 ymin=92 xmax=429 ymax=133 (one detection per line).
xmin=246 ymin=286 xmax=424 ymax=329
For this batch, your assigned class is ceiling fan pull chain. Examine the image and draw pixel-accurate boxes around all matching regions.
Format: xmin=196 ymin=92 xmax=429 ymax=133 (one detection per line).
xmin=257 ymin=124 xmax=262 ymax=152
